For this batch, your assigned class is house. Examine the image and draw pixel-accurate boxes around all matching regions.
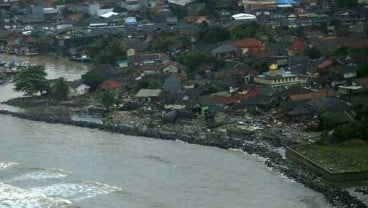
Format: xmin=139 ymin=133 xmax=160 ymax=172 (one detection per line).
xmin=242 ymin=0 xmax=276 ymax=10
xmin=280 ymin=100 xmax=317 ymax=121
xmin=68 ymin=80 xmax=90 ymax=97
xmin=135 ymin=89 xmax=162 ymax=98
xmin=166 ymin=16 xmax=178 ymax=25
xmin=196 ymin=16 xmax=208 ymax=24
xmin=99 ymin=80 xmax=123 ymax=90
xmin=129 ymin=53 xmax=169 ymax=67
xmin=337 ymin=77 xmax=368 ymax=97
xmin=230 ymin=38 xmax=265 ymax=55
xmin=278 ymin=85 xmax=312 ymax=100
xmin=117 ymin=59 xmax=129 ymax=68
xmin=127 ymin=48 xmax=136 ymax=57
xmin=288 ymin=39 xmax=306 ymax=56
xmin=88 ymin=64 xmax=122 ymax=80
xmin=211 ymin=44 xmax=241 ymax=59
xmin=168 ymin=0 xmax=205 ymax=16
xmin=352 ymin=77 xmax=368 ymax=88
xmin=337 ymin=85 xmax=363 ymax=97
xmin=163 ymin=75 xmax=182 ymax=92
xmin=330 ymin=65 xmax=357 ymax=88
xmin=125 ymin=39 xmax=148 ymax=52
xmin=161 ymin=61 xmax=185 ymax=74
xmin=289 ymin=89 xmax=331 ymax=102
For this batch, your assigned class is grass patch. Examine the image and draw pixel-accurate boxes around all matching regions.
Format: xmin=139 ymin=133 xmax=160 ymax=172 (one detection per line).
xmin=294 ymin=142 xmax=368 ymax=173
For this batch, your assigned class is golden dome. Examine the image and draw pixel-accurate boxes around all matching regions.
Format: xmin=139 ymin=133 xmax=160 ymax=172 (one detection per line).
xmin=269 ymin=64 xmax=278 ymax=71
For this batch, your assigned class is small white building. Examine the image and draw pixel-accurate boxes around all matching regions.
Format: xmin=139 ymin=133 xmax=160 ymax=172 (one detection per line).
xmin=68 ymin=83 xmax=90 ymax=97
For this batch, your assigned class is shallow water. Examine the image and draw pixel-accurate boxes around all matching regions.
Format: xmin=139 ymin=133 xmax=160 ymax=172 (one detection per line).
xmin=0 ymin=115 xmax=332 ymax=208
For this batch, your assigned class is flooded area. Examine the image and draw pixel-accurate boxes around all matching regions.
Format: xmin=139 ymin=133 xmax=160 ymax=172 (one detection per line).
xmin=0 ymin=115 xmax=332 ymax=208
xmin=0 ymin=54 xmax=333 ymax=207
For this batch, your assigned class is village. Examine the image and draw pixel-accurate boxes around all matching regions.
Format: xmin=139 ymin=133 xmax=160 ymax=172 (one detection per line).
xmin=0 ymin=0 xmax=368 ymax=206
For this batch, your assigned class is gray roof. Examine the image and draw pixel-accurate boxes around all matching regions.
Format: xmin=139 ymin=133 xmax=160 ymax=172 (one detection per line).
xmin=136 ymin=89 xmax=162 ymax=97
xmin=212 ymin=44 xmax=240 ymax=54
xmin=126 ymin=39 xmax=148 ymax=51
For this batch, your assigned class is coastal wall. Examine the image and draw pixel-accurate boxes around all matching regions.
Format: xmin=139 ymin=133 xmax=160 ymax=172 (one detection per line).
xmin=286 ymin=146 xmax=368 ymax=181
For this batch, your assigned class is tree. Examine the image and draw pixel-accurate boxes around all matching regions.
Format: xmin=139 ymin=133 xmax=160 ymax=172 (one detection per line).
xmin=197 ymin=26 xmax=231 ymax=43
xmin=51 ymin=77 xmax=70 ymax=100
xmin=357 ymin=64 xmax=368 ymax=78
xmin=82 ymin=70 xmax=104 ymax=91
xmin=138 ymin=79 xmax=162 ymax=89
xmin=90 ymin=34 xmax=125 ymax=65
xmin=336 ymin=0 xmax=358 ymax=8
xmin=231 ymin=22 xmax=260 ymax=40
xmin=151 ymin=31 xmax=191 ymax=52
xmin=177 ymin=51 xmax=224 ymax=71
xmin=14 ymin=65 xmax=49 ymax=95
xmin=99 ymin=90 xmax=121 ymax=112
xmin=304 ymin=47 xmax=322 ymax=59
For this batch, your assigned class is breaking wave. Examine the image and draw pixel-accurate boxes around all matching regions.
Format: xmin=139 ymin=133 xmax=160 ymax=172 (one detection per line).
xmin=0 ymin=182 xmax=71 ymax=208
xmin=30 ymin=181 xmax=122 ymax=201
xmin=0 ymin=162 xmax=19 ymax=171
xmin=10 ymin=168 xmax=71 ymax=182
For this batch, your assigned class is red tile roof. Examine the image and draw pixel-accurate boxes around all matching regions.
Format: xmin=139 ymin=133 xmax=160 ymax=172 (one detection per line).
xmin=317 ymin=60 xmax=334 ymax=69
xmin=99 ymin=80 xmax=123 ymax=90
xmin=231 ymin=38 xmax=263 ymax=48
xmin=288 ymin=39 xmax=306 ymax=53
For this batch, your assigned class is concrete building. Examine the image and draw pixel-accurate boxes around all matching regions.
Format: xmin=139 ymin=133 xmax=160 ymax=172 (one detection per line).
xmin=121 ymin=0 xmax=140 ymax=11
xmin=254 ymin=64 xmax=306 ymax=87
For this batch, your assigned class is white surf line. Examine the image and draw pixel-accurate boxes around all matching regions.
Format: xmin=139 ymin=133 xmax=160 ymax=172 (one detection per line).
xmin=30 ymin=181 xmax=122 ymax=201
xmin=9 ymin=168 xmax=72 ymax=182
xmin=0 ymin=162 xmax=19 ymax=171
xmin=0 ymin=182 xmax=71 ymax=208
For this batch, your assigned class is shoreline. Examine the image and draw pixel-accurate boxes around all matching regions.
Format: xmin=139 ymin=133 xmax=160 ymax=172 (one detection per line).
xmin=0 ymin=109 xmax=366 ymax=208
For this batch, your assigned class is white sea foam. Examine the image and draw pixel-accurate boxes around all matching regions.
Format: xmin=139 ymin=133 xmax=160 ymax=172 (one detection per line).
xmin=0 ymin=162 xmax=19 ymax=171
xmin=30 ymin=181 xmax=122 ymax=201
xmin=11 ymin=168 xmax=71 ymax=182
xmin=0 ymin=182 xmax=71 ymax=208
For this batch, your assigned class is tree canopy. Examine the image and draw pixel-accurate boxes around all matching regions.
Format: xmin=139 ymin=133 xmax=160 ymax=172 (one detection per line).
xmin=81 ymin=70 xmax=104 ymax=91
xmin=99 ymin=90 xmax=121 ymax=112
xmin=151 ymin=31 xmax=191 ymax=52
xmin=50 ymin=77 xmax=70 ymax=100
xmin=231 ymin=22 xmax=260 ymax=40
xmin=197 ymin=26 xmax=231 ymax=43
xmin=14 ymin=65 xmax=49 ymax=95
xmin=90 ymin=34 xmax=126 ymax=65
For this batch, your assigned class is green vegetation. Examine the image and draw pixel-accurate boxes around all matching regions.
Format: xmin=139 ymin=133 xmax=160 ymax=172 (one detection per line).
xmin=90 ymin=34 xmax=126 ymax=65
xmin=197 ymin=26 xmax=231 ymax=43
xmin=14 ymin=65 xmax=49 ymax=96
xmin=177 ymin=51 xmax=224 ymax=79
xmin=319 ymin=111 xmax=347 ymax=129
xmin=138 ymin=79 xmax=162 ymax=89
xmin=50 ymin=77 xmax=70 ymax=101
xmin=288 ymin=27 xmax=305 ymax=38
xmin=304 ymin=47 xmax=322 ymax=59
xmin=81 ymin=71 xmax=104 ymax=91
xmin=336 ymin=0 xmax=358 ymax=8
xmin=99 ymin=90 xmax=121 ymax=112
xmin=357 ymin=64 xmax=368 ymax=78
xmin=318 ymin=105 xmax=368 ymax=144
xmin=294 ymin=143 xmax=368 ymax=173
xmin=151 ymin=31 xmax=190 ymax=52
xmin=30 ymin=30 xmax=54 ymax=54
xmin=178 ymin=51 xmax=224 ymax=70
xmin=230 ymin=22 xmax=260 ymax=40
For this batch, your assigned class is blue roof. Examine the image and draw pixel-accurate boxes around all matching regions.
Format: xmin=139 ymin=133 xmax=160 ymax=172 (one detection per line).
xmin=277 ymin=0 xmax=297 ymax=4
